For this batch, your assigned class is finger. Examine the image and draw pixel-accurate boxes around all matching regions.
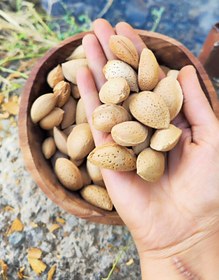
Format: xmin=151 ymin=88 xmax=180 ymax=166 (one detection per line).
xmin=77 ymin=66 xmax=110 ymax=146
xmin=93 ymin=18 xmax=117 ymax=60
xmin=82 ymin=34 xmax=107 ymax=91
xmin=178 ymin=65 xmax=217 ymax=128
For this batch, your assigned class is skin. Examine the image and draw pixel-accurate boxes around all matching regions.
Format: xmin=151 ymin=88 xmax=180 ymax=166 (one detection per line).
xmin=77 ymin=19 xmax=219 ymax=278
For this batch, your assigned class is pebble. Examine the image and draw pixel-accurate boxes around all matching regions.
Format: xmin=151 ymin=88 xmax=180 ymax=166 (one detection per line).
xmin=8 ymin=232 xmax=25 ymax=247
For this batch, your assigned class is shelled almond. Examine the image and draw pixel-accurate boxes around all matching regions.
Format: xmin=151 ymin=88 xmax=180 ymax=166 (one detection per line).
xmin=30 ymin=31 xmax=184 ymax=211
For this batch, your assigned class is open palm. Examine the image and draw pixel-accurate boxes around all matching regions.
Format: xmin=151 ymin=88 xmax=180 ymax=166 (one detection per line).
xmin=77 ymin=19 xmax=219 ymax=255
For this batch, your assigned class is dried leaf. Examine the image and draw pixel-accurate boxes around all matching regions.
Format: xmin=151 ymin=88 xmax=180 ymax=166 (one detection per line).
xmin=49 ymin=224 xmax=60 ymax=233
xmin=47 ymin=265 xmax=56 ymax=280
xmin=7 ymin=218 xmax=24 ymax=235
xmin=30 ymin=222 xmax=38 ymax=228
xmin=56 ymin=217 xmax=65 ymax=224
xmin=0 ymin=260 xmax=8 ymax=280
xmin=28 ymin=258 xmax=47 ymax=275
xmin=126 ymin=258 xmax=134 ymax=266
xmin=17 ymin=267 xmax=29 ymax=279
xmin=3 ymin=205 xmax=14 ymax=212
xmin=28 ymin=248 xmax=42 ymax=259
xmin=2 ymin=101 xmax=19 ymax=115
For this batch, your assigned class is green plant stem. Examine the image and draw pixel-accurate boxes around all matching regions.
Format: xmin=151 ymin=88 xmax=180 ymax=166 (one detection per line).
xmin=151 ymin=7 xmax=165 ymax=32
xmin=0 ymin=67 xmax=28 ymax=79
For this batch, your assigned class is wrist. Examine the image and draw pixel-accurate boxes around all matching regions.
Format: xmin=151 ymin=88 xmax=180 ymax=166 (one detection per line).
xmin=137 ymin=230 xmax=219 ymax=280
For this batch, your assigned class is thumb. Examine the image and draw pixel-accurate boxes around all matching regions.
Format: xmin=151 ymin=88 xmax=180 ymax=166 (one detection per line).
xmin=178 ymin=65 xmax=217 ymax=129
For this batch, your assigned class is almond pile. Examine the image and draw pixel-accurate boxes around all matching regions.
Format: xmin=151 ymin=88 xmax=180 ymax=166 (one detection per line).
xmin=30 ymin=34 xmax=183 ymax=212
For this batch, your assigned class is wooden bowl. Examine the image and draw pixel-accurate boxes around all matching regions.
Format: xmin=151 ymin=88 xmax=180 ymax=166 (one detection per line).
xmin=18 ymin=30 xmax=219 ymax=225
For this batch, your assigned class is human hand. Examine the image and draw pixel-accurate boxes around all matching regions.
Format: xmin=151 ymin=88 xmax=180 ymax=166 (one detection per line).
xmin=77 ymin=19 xmax=219 ymax=273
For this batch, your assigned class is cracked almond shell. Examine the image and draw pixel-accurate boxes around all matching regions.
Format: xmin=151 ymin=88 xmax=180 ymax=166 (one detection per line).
xmin=109 ymin=35 xmax=139 ymax=69
xmin=150 ymin=124 xmax=182 ymax=152
xmin=129 ymin=91 xmax=170 ymax=129
xmin=88 ymin=143 xmax=136 ymax=171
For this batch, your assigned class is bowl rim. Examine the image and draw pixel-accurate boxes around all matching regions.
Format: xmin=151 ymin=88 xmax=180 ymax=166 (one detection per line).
xmin=18 ymin=29 xmax=219 ymax=225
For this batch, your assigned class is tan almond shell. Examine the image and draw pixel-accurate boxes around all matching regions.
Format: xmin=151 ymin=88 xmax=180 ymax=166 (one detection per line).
xmin=137 ymin=148 xmax=165 ymax=182
xmin=60 ymin=97 xmax=77 ymax=129
xmin=109 ymin=35 xmax=139 ymax=69
xmin=53 ymin=81 xmax=71 ymax=107
xmin=67 ymin=123 xmax=94 ymax=160
xmin=71 ymin=84 xmax=81 ymax=99
xmin=86 ymin=159 xmax=103 ymax=182
xmin=75 ymin=98 xmax=88 ymax=124
xmin=150 ymin=124 xmax=182 ymax=152
xmin=111 ymin=121 xmax=148 ymax=146
xmin=42 ymin=137 xmax=56 ymax=159
xmin=55 ymin=158 xmax=83 ymax=191
xmin=47 ymin=65 xmax=64 ymax=88
xmin=80 ymin=185 xmax=113 ymax=211
xmin=103 ymin=60 xmax=139 ymax=92
xmin=51 ymin=152 xmax=68 ymax=167
xmin=88 ymin=143 xmax=136 ymax=171
xmin=129 ymin=91 xmax=170 ymax=129
xmin=153 ymin=76 xmax=183 ymax=120
xmin=30 ymin=93 xmax=57 ymax=123
xmin=122 ymin=93 xmax=138 ymax=113
xmin=92 ymin=104 xmax=131 ymax=133
xmin=53 ymin=127 xmax=68 ymax=155
xmin=62 ymin=59 xmax=88 ymax=84
xmin=79 ymin=164 xmax=92 ymax=186
xmin=99 ymin=78 xmax=130 ymax=104
xmin=39 ymin=107 xmax=64 ymax=130
xmin=133 ymin=127 xmax=153 ymax=155
xmin=66 ymin=45 xmax=86 ymax=60
xmin=167 ymin=69 xmax=179 ymax=79
xmin=138 ymin=48 xmax=159 ymax=91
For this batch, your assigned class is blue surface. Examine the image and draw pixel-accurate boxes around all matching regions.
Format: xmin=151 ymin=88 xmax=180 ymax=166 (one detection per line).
xmin=41 ymin=0 xmax=219 ymax=56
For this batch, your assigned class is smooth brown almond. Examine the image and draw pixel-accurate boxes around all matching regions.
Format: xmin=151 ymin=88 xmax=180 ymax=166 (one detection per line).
xmin=55 ymin=158 xmax=83 ymax=191
xmin=30 ymin=93 xmax=57 ymax=123
xmin=53 ymin=127 xmax=68 ymax=155
xmin=66 ymin=45 xmax=86 ymax=60
xmin=129 ymin=91 xmax=170 ymax=129
xmin=80 ymin=185 xmax=113 ymax=211
xmin=92 ymin=104 xmax=131 ymax=133
xmin=137 ymin=148 xmax=165 ymax=182
xmin=86 ymin=159 xmax=103 ymax=182
xmin=60 ymin=96 xmax=77 ymax=129
xmin=47 ymin=65 xmax=64 ymax=88
xmin=67 ymin=123 xmax=94 ymax=160
xmin=103 ymin=60 xmax=139 ymax=92
xmin=88 ymin=143 xmax=136 ymax=171
xmin=99 ymin=78 xmax=130 ymax=104
xmin=75 ymin=98 xmax=88 ymax=124
xmin=54 ymin=81 xmax=71 ymax=107
xmin=111 ymin=121 xmax=148 ymax=146
xmin=150 ymin=124 xmax=182 ymax=152
xmin=153 ymin=76 xmax=183 ymax=120
xmin=42 ymin=137 xmax=56 ymax=159
xmin=39 ymin=107 xmax=64 ymax=130
xmin=62 ymin=59 xmax=87 ymax=84
xmin=138 ymin=48 xmax=159 ymax=91
xmin=109 ymin=35 xmax=139 ymax=69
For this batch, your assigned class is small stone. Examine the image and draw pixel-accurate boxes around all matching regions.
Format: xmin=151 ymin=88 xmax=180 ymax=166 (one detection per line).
xmin=8 ymin=232 xmax=25 ymax=247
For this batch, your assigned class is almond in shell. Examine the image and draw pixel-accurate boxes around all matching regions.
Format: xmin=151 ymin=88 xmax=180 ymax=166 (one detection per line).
xmin=47 ymin=65 xmax=64 ymax=88
xmin=76 ymin=98 xmax=88 ymax=124
xmin=66 ymin=45 xmax=86 ymax=60
xmin=111 ymin=121 xmax=148 ymax=146
xmin=80 ymin=185 xmax=113 ymax=211
xmin=39 ymin=107 xmax=64 ymax=130
xmin=138 ymin=48 xmax=159 ymax=91
xmin=129 ymin=91 xmax=170 ymax=129
xmin=86 ymin=159 xmax=103 ymax=182
xmin=99 ymin=78 xmax=130 ymax=104
xmin=67 ymin=123 xmax=94 ymax=160
xmin=150 ymin=124 xmax=182 ymax=152
xmin=54 ymin=81 xmax=71 ymax=107
xmin=109 ymin=35 xmax=139 ymax=69
xmin=79 ymin=164 xmax=92 ymax=186
xmin=42 ymin=137 xmax=56 ymax=159
xmin=153 ymin=76 xmax=183 ymax=120
xmin=53 ymin=127 xmax=68 ymax=155
xmin=92 ymin=104 xmax=131 ymax=132
xmin=30 ymin=93 xmax=57 ymax=123
xmin=88 ymin=143 xmax=136 ymax=171
xmin=103 ymin=60 xmax=139 ymax=92
xmin=61 ymin=97 xmax=77 ymax=129
xmin=55 ymin=158 xmax=83 ymax=191
xmin=133 ymin=127 xmax=153 ymax=155
xmin=137 ymin=148 xmax=165 ymax=182
xmin=62 ymin=59 xmax=88 ymax=84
